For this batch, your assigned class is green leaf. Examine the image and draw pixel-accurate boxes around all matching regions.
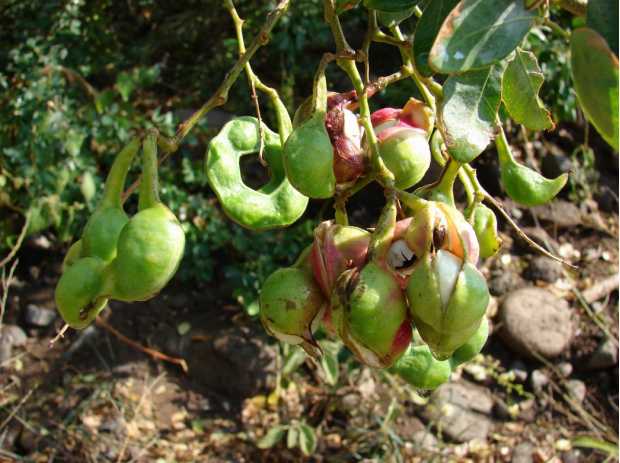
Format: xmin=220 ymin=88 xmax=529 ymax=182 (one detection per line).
xmin=378 ymin=7 xmax=416 ymax=28
xmin=571 ymin=437 xmax=619 ymax=455
xmin=282 ymin=344 xmax=308 ymax=378
xmin=287 ymin=426 xmax=299 ymax=449
xmin=257 ymin=425 xmax=286 ymax=449
xmin=298 ymin=424 xmax=317 ymax=456
xmin=439 ymin=59 xmax=508 ymax=163
xmin=429 ymin=0 xmax=538 ymax=73
xmin=95 ymin=89 xmax=115 ymax=114
xmin=138 ymin=65 xmax=161 ymax=88
xmin=413 ymin=0 xmax=461 ymax=77
xmin=116 ymin=71 xmax=137 ymax=102
xmin=570 ymin=28 xmax=619 ymax=151
xmin=80 ymin=171 xmax=96 ymax=203
xmin=363 ymin=0 xmax=421 ymax=13
xmin=587 ymin=0 xmax=619 ymax=57
xmin=502 ymin=48 xmax=555 ymax=131
xmin=320 ymin=354 xmax=339 ymax=386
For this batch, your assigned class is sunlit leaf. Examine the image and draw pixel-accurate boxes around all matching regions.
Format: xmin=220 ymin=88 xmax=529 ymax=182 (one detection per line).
xmin=299 ymin=424 xmax=317 ymax=456
xmin=570 ymin=28 xmax=619 ymax=150
xmin=439 ymin=59 xmax=508 ymax=163
xmin=429 ymin=0 xmax=538 ymax=73
xmin=257 ymin=425 xmax=286 ymax=449
xmin=413 ymin=0 xmax=461 ymax=76
xmin=503 ymin=48 xmax=555 ymax=131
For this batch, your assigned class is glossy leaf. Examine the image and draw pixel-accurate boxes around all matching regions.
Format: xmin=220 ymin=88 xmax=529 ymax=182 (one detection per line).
xmin=299 ymin=424 xmax=317 ymax=456
xmin=257 ymin=425 xmax=286 ymax=449
xmin=570 ymin=28 xmax=620 ymax=150
xmin=413 ymin=0 xmax=461 ymax=76
xmin=503 ymin=48 xmax=555 ymax=131
xmin=439 ymin=60 xmax=508 ymax=163
xmin=429 ymin=0 xmax=538 ymax=73
xmin=571 ymin=437 xmax=619 ymax=455
xmin=586 ymin=0 xmax=619 ymax=57
xmin=287 ymin=426 xmax=299 ymax=449
xmin=363 ymin=0 xmax=421 ymax=13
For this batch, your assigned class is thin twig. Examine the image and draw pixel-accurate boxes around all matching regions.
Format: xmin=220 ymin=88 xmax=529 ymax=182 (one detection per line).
xmin=0 ymin=259 xmax=18 ymax=343
xmin=0 ymin=212 xmax=29 ymax=268
xmin=94 ymin=316 xmax=189 ymax=374
xmin=0 ymin=385 xmax=36 ymax=432
xmin=48 ymin=323 xmax=70 ymax=348
xmin=120 ymin=0 xmax=291 ymax=199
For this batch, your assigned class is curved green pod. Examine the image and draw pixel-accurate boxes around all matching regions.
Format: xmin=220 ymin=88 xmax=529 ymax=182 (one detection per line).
xmin=206 ymin=117 xmax=308 ymax=230
xmin=496 ymin=127 xmax=569 ymax=207
xmin=394 ymin=344 xmax=453 ymax=390
xmin=451 ymin=315 xmax=489 ymax=366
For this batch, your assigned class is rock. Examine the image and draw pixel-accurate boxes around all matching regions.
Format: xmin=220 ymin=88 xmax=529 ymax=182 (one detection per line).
xmin=531 ymin=370 xmax=549 ymax=392
xmin=530 ymin=201 xmax=582 ymax=228
xmin=567 ymin=379 xmax=586 ymax=405
xmin=488 ymin=273 xmax=517 ymax=297
xmin=561 ymin=450 xmax=582 ymax=463
xmin=24 ymin=304 xmax=57 ymax=327
xmin=411 ymin=428 xmax=438 ymax=447
xmin=525 ymin=257 xmax=560 ymax=283
xmin=189 ymin=319 xmax=276 ymax=399
xmin=417 ymin=381 xmax=494 ymax=443
xmin=1 ymin=325 xmax=27 ymax=347
xmin=509 ymin=360 xmax=528 ymax=383
xmin=557 ymin=362 xmax=573 ymax=378
xmin=498 ymin=288 xmax=573 ymax=359
xmin=0 ymin=335 xmax=12 ymax=366
xmin=515 ymin=227 xmax=560 ymax=253
xmin=588 ymin=338 xmax=618 ymax=369
xmin=512 ymin=441 xmax=536 ymax=463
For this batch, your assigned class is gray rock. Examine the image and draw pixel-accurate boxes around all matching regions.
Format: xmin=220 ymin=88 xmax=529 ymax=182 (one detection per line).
xmin=588 ymin=338 xmax=618 ymax=369
xmin=488 ymin=273 xmax=516 ymax=297
xmin=24 ymin=304 xmax=57 ymax=327
xmin=557 ymin=362 xmax=573 ymax=378
xmin=341 ymin=393 xmax=361 ymax=412
xmin=411 ymin=428 xmax=438 ymax=447
xmin=510 ymin=360 xmax=528 ymax=383
xmin=1 ymin=325 xmax=27 ymax=347
xmin=561 ymin=450 xmax=582 ymax=463
xmin=417 ymin=381 xmax=494 ymax=442
xmin=531 ymin=370 xmax=549 ymax=392
xmin=567 ymin=379 xmax=586 ymax=405
xmin=512 ymin=442 xmax=536 ymax=463
xmin=530 ymin=201 xmax=582 ymax=228
xmin=498 ymin=288 xmax=573 ymax=359
xmin=0 ymin=335 xmax=12 ymax=365
xmin=525 ymin=257 xmax=561 ymax=283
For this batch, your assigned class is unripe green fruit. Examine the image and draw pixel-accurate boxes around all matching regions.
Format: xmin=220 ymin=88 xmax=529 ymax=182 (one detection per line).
xmin=394 ymin=344 xmax=453 ymax=390
xmin=465 ymin=204 xmax=503 ymax=259
xmin=55 ymin=257 xmax=108 ymax=329
xmin=81 ymin=208 xmax=130 ymax=264
xmin=111 ymin=205 xmax=185 ymax=301
xmin=62 ymin=240 xmax=83 ymax=272
xmin=259 ymin=266 xmax=325 ymax=346
xmin=332 ymin=262 xmax=412 ymax=368
xmin=377 ymin=127 xmax=430 ymax=190
xmin=451 ymin=315 xmax=489 ymax=366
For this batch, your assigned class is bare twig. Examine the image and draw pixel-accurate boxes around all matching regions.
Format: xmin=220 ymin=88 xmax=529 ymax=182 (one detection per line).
xmin=0 ymin=212 xmax=29 ymax=268
xmin=120 ymin=0 xmax=291 ymax=199
xmin=95 ymin=316 xmax=189 ymax=374
xmin=0 ymin=259 xmax=18 ymax=342
xmin=48 ymin=323 xmax=70 ymax=348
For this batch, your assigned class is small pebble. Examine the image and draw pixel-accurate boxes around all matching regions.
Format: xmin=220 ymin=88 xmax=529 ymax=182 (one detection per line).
xmin=556 ymin=362 xmax=573 ymax=378
xmin=510 ymin=360 xmax=528 ymax=383
xmin=24 ymin=304 xmax=57 ymax=327
xmin=567 ymin=379 xmax=586 ymax=405
xmin=2 ymin=325 xmax=27 ymax=347
xmin=588 ymin=338 xmax=618 ymax=369
xmin=531 ymin=370 xmax=549 ymax=392
xmin=525 ymin=257 xmax=560 ymax=283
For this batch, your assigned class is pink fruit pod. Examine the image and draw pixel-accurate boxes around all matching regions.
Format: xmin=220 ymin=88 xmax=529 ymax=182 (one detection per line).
xmin=330 ymin=198 xmax=412 ymax=368
xmin=311 ymin=220 xmax=371 ymax=334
